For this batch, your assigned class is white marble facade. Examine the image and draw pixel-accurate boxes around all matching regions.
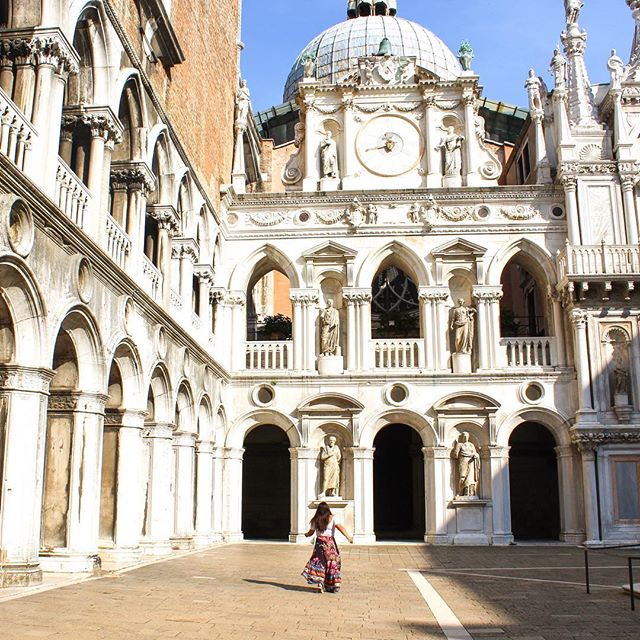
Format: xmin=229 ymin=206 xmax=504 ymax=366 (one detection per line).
xmin=1 ymin=0 xmax=640 ymax=588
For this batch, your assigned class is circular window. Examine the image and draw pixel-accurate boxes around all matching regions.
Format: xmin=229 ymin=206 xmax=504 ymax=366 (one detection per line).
xmin=384 ymin=383 xmax=409 ymax=406
xmin=73 ymin=256 xmax=94 ymax=303
xmin=520 ymin=381 xmax=545 ymax=405
xmin=252 ymin=384 xmax=275 ymax=407
xmin=6 ymin=198 xmax=34 ymax=257
xmin=550 ymin=205 xmax=565 ymax=220
xmin=474 ymin=206 xmax=491 ymax=221
xmin=295 ymin=210 xmax=311 ymax=225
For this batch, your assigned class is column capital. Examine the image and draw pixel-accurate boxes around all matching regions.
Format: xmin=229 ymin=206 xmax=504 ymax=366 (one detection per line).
xmin=349 ymin=446 xmax=375 ymax=460
xmin=225 ymin=446 xmax=245 ymax=460
xmin=0 ymin=365 xmax=54 ymax=392
xmin=143 ymin=422 xmax=174 ymax=439
xmin=171 ymin=237 xmax=199 ymax=263
xmin=486 ymin=445 xmax=510 ymax=458
xmin=48 ymin=390 xmax=109 ymax=415
xmin=210 ymin=287 xmax=225 ymax=304
xmin=289 ymin=288 xmax=320 ymax=306
xmin=63 ymin=105 xmax=124 ymax=143
xmin=289 ymin=446 xmax=318 ymax=460
xmin=560 ymin=174 xmax=578 ymax=191
xmin=342 ymin=287 xmax=372 ymax=303
xmin=194 ymin=264 xmax=214 ymax=283
xmin=110 ymin=161 xmax=156 ymax=194
xmin=147 ymin=204 xmax=179 ymax=235
xmin=196 ymin=439 xmax=215 ymax=454
xmin=472 ymin=285 xmax=503 ymax=303
xmin=223 ymin=290 xmax=246 ymax=307
xmin=569 ymin=307 xmax=588 ymax=328
xmin=422 ymin=446 xmax=450 ymax=459
xmin=173 ymin=431 xmax=197 ymax=446
xmin=418 ymin=286 xmax=449 ymax=302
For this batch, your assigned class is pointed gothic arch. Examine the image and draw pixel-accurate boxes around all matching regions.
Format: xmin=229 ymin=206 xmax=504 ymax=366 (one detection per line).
xmin=356 ymin=240 xmax=430 ymax=288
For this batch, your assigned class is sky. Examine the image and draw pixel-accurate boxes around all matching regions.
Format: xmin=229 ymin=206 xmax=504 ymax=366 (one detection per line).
xmin=240 ymin=0 xmax=634 ymax=112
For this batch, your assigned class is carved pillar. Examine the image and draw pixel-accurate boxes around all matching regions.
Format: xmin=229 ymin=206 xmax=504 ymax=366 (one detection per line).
xmin=356 ymin=290 xmax=372 ymax=371
xmin=290 ymin=290 xmax=318 ymax=372
xmin=462 ymin=92 xmax=480 ymax=186
xmin=224 ymin=447 xmax=245 ymax=541
xmin=210 ymin=446 xmax=225 ymax=541
xmin=193 ymin=439 xmax=214 ymax=546
xmin=194 ymin=266 xmax=213 ymax=329
xmin=342 ymin=289 xmax=359 ymax=372
xmin=555 ymin=444 xmax=584 ymax=543
xmin=473 ymin=286 xmax=503 ymax=369
xmin=155 ymin=212 xmax=178 ymax=309
xmin=12 ymin=43 xmax=36 ymax=120
xmin=424 ymin=446 xmax=450 ymax=544
xmin=423 ymin=92 xmax=441 ymax=188
xmin=351 ymin=447 xmax=375 ymax=543
xmin=487 ymin=445 xmax=513 ymax=545
xmin=577 ymin=444 xmax=601 ymax=544
xmin=302 ymin=92 xmax=320 ymax=191
xmin=419 ymin=288 xmax=446 ymax=371
xmin=303 ymin=292 xmax=320 ymax=371
xmin=621 ymin=176 xmax=639 ymax=244
xmin=141 ymin=423 xmax=173 ymax=555
xmin=289 ymin=447 xmax=316 ymax=542
xmin=224 ymin=292 xmax=246 ymax=371
xmin=172 ymin=238 xmax=198 ymax=308
xmin=0 ymin=54 xmax=14 ymax=96
xmin=0 ymin=367 xmax=53 ymax=587
xmin=549 ymin=289 xmax=567 ymax=367
xmin=171 ymin=430 xmax=196 ymax=548
xmin=472 ymin=289 xmax=488 ymax=370
xmin=430 ymin=289 xmax=450 ymax=371
xmin=562 ymin=176 xmax=581 ymax=245
xmin=570 ymin=309 xmax=595 ymax=419
xmin=341 ymin=93 xmax=354 ymax=187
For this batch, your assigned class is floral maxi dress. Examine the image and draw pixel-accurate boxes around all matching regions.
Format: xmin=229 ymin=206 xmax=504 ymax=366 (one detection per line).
xmin=302 ymin=521 xmax=341 ymax=593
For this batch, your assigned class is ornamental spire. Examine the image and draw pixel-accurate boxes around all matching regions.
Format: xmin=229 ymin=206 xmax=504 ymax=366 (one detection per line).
xmin=347 ymin=1 xmax=397 ymax=19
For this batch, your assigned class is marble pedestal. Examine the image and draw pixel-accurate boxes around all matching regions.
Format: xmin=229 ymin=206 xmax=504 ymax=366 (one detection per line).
xmin=443 ymin=175 xmax=462 ymax=188
xmin=450 ymin=497 xmax=489 ymax=544
xmin=452 ymin=352 xmax=472 ymax=374
xmin=318 ymin=354 xmax=343 ymax=375
xmin=308 ymin=498 xmax=354 ymax=543
xmin=319 ymin=177 xmax=340 ymax=192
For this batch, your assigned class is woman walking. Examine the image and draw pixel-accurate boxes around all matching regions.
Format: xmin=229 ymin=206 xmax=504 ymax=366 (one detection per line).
xmin=302 ymin=501 xmax=353 ymax=593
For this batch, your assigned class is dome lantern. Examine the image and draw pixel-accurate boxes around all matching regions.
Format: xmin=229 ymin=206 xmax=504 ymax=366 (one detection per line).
xmin=347 ymin=1 xmax=398 ymax=19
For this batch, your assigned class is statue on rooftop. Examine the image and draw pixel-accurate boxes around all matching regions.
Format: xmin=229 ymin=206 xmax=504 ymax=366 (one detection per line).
xmin=564 ymin=0 xmax=583 ymax=27
xmin=235 ymin=79 xmax=251 ymax=129
xmin=607 ymin=49 xmax=625 ymax=91
xmin=302 ymin=53 xmax=317 ymax=80
xmin=550 ymin=48 xmax=567 ymax=90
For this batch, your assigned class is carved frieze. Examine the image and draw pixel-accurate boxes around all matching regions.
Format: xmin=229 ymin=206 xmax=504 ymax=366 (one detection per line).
xmin=246 ymin=211 xmax=287 ymax=226
xmin=499 ymin=205 xmax=541 ymax=221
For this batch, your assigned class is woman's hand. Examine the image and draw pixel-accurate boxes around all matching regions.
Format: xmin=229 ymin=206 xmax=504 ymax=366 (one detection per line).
xmin=348 ymin=536 xmax=354 ymax=544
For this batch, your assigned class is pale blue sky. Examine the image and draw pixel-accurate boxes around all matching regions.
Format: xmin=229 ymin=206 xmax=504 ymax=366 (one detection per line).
xmin=240 ymin=0 xmax=633 ymax=111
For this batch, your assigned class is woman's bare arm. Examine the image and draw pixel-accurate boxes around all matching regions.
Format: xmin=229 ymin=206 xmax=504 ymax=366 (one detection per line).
xmin=304 ymin=527 xmax=315 ymax=538
xmin=335 ymin=523 xmax=353 ymax=543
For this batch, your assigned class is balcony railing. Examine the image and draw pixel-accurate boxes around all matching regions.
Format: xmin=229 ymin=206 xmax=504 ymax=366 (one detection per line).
xmin=192 ymin=310 xmax=201 ymax=331
xmin=170 ymin=289 xmax=183 ymax=314
xmin=371 ymin=339 xmax=424 ymax=369
xmin=245 ymin=341 xmax=292 ymax=371
xmin=105 ymin=214 xmax=131 ymax=269
xmin=0 ymin=88 xmax=35 ymax=171
xmin=141 ymin=255 xmax=162 ymax=301
xmin=558 ymin=243 xmax=640 ymax=279
xmin=55 ymin=158 xmax=91 ymax=229
xmin=501 ymin=336 xmax=557 ymax=368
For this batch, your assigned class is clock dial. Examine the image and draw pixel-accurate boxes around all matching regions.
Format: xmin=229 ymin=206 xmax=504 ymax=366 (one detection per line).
xmin=356 ymin=115 xmax=424 ymax=177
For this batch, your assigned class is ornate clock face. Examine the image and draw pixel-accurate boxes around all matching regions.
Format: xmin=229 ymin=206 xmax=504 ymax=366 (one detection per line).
xmin=356 ymin=115 xmax=424 ymax=177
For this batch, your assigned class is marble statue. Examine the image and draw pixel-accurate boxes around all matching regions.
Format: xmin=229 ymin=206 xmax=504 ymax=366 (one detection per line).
xmin=408 ymin=203 xmax=421 ymax=223
xmin=320 ymin=435 xmax=341 ymax=497
xmin=438 ymin=127 xmax=464 ymax=177
xmin=302 ymin=53 xmax=317 ymax=80
xmin=454 ymin=433 xmax=480 ymax=497
xmin=362 ymin=59 xmax=375 ymax=84
xmin=235 ymin=79 xmax=251 ymax=129
xmin=320 ymin=299 xmax=340 ymax=356
xmin=366 ymin=203 xmax=378 ymax=224
xmin=550 ymin=48 xmax=567 ymax=90
xmin=565 ymin=0 xmax=583 ymax=26
xmin=614 ymin=365 xmax=629 ymax=396
xmin=458 ymin=41 xmax=474 ymax=72
xmin=451 ymin=298 xmax=476 ymax=355
xmin=320 ymin=131 xmax=339 ymax=179
xmin=607 ymin=49 xmax=625 ymax=91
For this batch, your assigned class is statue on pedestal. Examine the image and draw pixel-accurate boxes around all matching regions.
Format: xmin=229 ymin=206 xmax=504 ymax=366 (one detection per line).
xmin=564 ymin=0 xmax=583 ymax=26
xmin=607 ymin=50 xmax=625 ymax=91
xmin=302 ymin=53 xmax=317 ymax=80
xmin=235 ymin=79 xmax=251 ymax=129
xmin=320 ymin=435 xmax=341 ymax=497
xmin=320 ymin=132 xmax=339 ymax=179
xmin=438 ymin=127 xmax=464 ymax=177
xmin=320 ymin=299 xmax=340 ymax=356
xmin=550 ymin=48 xmax=567 ymax=90
xmin=454 ymin=432 xmax=480 ymax=497
xmin=450 ymin=298 xmax=475 ymax=355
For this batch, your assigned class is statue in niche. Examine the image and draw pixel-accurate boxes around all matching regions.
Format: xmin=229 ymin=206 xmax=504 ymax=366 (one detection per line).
xmin=450 ymin=298 xmax=476 ymax=355
xmin=438 ymin=127 xmax=464 ymax=177
xmin=454 ymin=432 xmax=480 ymax=497
xmin=320 ymin=435 xmax=342 ymax=497
xmin=550 ymin=48 xmax=567 ymax=90
xmin=564 ymin=0 xmax=583 ymax=26
xmin=607 ymin=50 xmax=625 ymax=91
xmin=320 ymin=299 xmax=340 ymax=356
xmin=235 ymin=79 xmax=251 ymax=129
xmin=320 ymin=131 xmax=339 ymax=179
xmin=302 ymin=53 xmax=317 ymax=80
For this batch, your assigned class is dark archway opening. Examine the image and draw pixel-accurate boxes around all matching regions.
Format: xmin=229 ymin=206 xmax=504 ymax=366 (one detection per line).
xmin=509 ymin=422 xmax=560 ymax=540
xmin=371 ymin=264 xmax=420 ymax=339
xmin=242 ymin=425 xmax=291 ymax=540
xmin=374 ymin=424 xmax=425 ymax=540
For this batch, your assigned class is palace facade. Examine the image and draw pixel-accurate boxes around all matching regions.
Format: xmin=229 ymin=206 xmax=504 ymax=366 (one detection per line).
xmin=1 ymin=0 xmax=640 ymax=588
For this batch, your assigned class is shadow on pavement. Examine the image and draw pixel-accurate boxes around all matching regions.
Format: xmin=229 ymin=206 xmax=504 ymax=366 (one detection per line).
xmin=243 ymin=578 xmax=314 ymax=593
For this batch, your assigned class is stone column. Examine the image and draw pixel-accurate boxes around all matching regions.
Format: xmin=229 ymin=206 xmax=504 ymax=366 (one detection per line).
xmin=472 ymin=289 xmax=488 ymax=371
xmin=193 ymin=439 xmax=214 ymax=546
xmin=141 ymin=423 xmax=173 ymax=555
xmin=570 ymin=309 xmax=595 ymax=420
xmin=578 ymin=445 xmax=601 ymax=545
xmin=621 ymin=176 xmax=639 ymax=244
xmin=302 ymin=92 xmax=320 ymax=191
xmin=0 ymin=55 xmax=14 ymax=96
xmin=224 ymin=447 xmax=245 ymax=542
xmin=340 ymin=94 xmax=354 ymax=187
xmin=224 ymin=292 xmax=246 ymax=372
xmin=555 ymin=444 xmax=584 ymax=543
xmin=433 ymin=290 xmax=450 ymax=371
xmin=418 ymin=290 xmax=434 ymax=371
xmin=289 ymin=447 xmax=316 ymax=542
xmin=357 ymin=290 xmax=372 ymax=371
xmin=210 ymin=446 xmax=225 ymax=541
xmin=424 ymin=446 xmax=450 ymax=544
xmin=562 ymin=176 xmax=581 ymax=245
xmin=43 ymin=69 xmax=71 ymax=193
xmin=303 ymin=292 xmax=319 ymax=372
xmin=474 ymin=286 xmax=503 ymax=370
xmin=463 ymin=92 xmax=480 ymax=186
xmin=351 ymin=447 xmax=375 ymax=544
xmin=549 ymin=289 xmax=567 ymax=366
xmin=195 ymin=267 xmax=213 ymax=330
xmin=0 ymin=367 xmax=53 ymax=587
xmin=85 ymin=119 xmax=107 ymax=239
xmin=424 ymin=93 xmax=441 ymax=188
xmin=342 ymin=289 xmax=359 ymax=372
xmin=290 ymin=290 xmax=317 ymax=372
xmin=12 ymin=45 xmax=36 ymax=121
xmin=111 ymin=410 xmax=146 ymax=560
xmin=290 ymin=294 xmax=304 ymax=371
xmin=171 ymin=431 xmax=196 ymax=549
xmin=487 ymin=445 xmax=513 ymax=545
xmin=156 ymin=213 xmax=178 ymax=309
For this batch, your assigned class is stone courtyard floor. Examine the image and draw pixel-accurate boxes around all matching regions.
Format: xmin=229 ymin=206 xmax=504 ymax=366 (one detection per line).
xmin=0 ymin=543 xmax=639 ymax=639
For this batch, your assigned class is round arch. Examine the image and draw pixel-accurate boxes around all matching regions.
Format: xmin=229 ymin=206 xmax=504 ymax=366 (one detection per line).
xmin=105 ymin=339 xmax=144 ymax=409
xmin=361 ymin=409 xmax=437 ymax=449
xmin=145 ymin=362 xmax=173 ymax=424
xmin=356 ymin=240 xmax=430 ymax=288
xmin=486 ymin=238 xmax=557 ymax=288
xmin=228 ymin=244 xmax=302 ymax=292
xmin=196 ymin=394 xmax=214 ymax=440
xmin=496 ymin=407 xmax=572 ymax=448
xmin=213 ymin=404 xmax=227 ymax=445
xmin=112 ymin=73 xmax=146 ymax=162
xmin=174 ymin=380 xmax=195 ymax=433
xmin=0 ymin=256 xmax=47 ymax=367
xmin=227 ymin=409 xmax=301 ymax=449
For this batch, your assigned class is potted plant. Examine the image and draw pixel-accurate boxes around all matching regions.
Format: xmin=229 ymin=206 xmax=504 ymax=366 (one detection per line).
xmin=260 ymin=313 xmax=292 ymax=340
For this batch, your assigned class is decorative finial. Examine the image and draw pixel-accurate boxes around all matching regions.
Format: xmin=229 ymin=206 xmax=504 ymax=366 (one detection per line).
xmin=458 ymin=41 xmax=474 ymax=72
xmin=564 ymin=0 xmax=583 ymax=28
xmin=376 ymin=37 xmax=392 ymax=56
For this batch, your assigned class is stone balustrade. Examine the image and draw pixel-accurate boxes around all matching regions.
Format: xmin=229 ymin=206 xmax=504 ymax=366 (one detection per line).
xmin=0 ymin=88 xmax=35 ymax=172
xmin=141 ymin=255 xmax=162 ymax=301
xmin=371 ymin=339 xmax=424 ymax=369
xmin=54 ymin=158 xmax=91 ymax=229
xmin=558 ymin=243 xmax=640 ymax=279
xmin=170 ymin=289 xmax=183 ymax=313
xmin=501 ymin=336 xmax=557 ymax=368
xmin=105 ymin=214 xmax=131 ymax=269
xmin=192 ymin=311 xmax=202 ymax=331
xmin=245 ymin=341 xmax=292 ymax=371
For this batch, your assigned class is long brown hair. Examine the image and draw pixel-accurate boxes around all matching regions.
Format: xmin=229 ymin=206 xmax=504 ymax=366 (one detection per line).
xmin=311 ymin=502 xmax=332 ymax=532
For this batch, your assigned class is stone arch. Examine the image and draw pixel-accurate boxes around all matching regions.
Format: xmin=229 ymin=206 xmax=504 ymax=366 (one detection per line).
xmin=146 ymin=362 xmax=172 ymax=424
xmin=213 ymin=404 xmax=227 ymax=445
xmin=174 ymin=380 xmax=195 ymax=433
xmin=487 ymin=237 xmax=557 ymax=288
xmin=105 ymin=339 xmax=144 ymax=409
xmin=226 ymin=409 xmax=300 ymax=449
xmin=196 ymin=206 xmax=213 ymax=264
xmin=112 ymin=74 xmax=146 ymax=162
xmin=496 ymin=407 xmax=572 ymax=448
xmin=228 ymin=244 xmax=302 ymax=292
xmin=361 ymin=409 xmax=437 ymax=449
xmin=176 ymin=173 xmax=194 ymax=236
xmin=147 ymin=127 xmax=174 ymax=205
xmin=0 ymin=256 xmax=46 ymax=367
xmin=49 ymin=306 xmax=104 ymax=392
xmin=356 ymin=240 xmax=430 ymax=288
xmin=197 ymin=394 xmax=214 ymax=441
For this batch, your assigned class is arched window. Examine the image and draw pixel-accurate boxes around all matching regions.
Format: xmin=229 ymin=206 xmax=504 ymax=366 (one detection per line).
xmin=247 ymin=264 xmax=292 ymax=341
xmin=371 ymin=264 xmax=419 ymax=339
